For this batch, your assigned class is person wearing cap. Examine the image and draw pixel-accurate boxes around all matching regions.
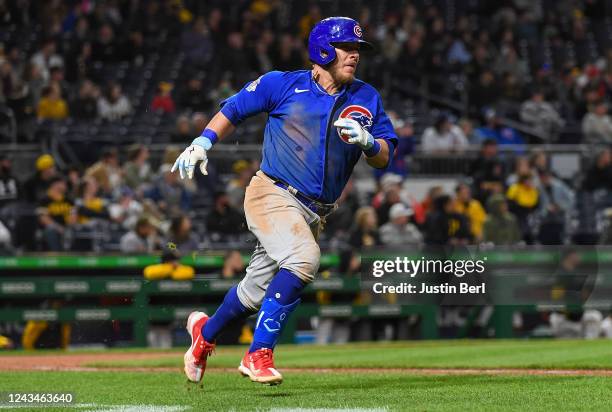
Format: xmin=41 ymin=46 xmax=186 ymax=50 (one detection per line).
xmin=379 ymin=203 xmax=423 ymax=246
xmin=22 ymin=154 xmax=57 ymax=203
xmin=482 ymin=193 xmax=521 ymax=245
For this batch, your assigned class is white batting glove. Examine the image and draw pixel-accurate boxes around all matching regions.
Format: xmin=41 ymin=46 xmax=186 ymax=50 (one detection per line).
xmin=171 ymin=144 xmax=209 ymax=180
xmin=333 ymin=118 xmax=375 ymax=149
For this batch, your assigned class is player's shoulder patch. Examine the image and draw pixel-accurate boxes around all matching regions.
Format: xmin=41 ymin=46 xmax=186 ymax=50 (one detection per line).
xmin=246 ymin=75 xmax=263 ymax=92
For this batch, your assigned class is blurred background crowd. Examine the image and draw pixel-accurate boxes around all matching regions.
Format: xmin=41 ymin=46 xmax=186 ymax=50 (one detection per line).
xmin=1 ymin=0 xmax=612 ymax=259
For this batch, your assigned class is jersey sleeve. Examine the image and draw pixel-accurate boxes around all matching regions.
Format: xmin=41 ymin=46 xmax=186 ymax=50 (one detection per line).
xmin=371 ymin=93 xmax=399 ymax=151
xmin=219 ymin=71 xmax=285 ymax=125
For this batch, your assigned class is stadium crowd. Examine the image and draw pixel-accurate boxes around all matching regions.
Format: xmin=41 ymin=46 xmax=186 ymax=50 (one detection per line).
xmin=0 ymin=0 xmax=611 ymax=256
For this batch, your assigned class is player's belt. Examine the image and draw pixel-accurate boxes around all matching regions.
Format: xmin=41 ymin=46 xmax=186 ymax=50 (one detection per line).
xmin=263 ymin=173 xmax=337 ymax=217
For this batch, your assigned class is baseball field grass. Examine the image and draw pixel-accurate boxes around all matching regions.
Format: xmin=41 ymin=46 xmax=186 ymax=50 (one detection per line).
xmin=1 ymin=339 xmax=612 ymax=411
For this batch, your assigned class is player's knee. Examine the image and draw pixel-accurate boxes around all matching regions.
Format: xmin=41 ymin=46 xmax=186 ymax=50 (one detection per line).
xmin=236 ymin=281 xmax=265 ymax=311
xmin=284 ymin=242 xmax=320 ymax=283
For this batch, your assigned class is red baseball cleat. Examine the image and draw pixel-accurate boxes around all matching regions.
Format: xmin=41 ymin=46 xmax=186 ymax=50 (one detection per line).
xmin=238 ymin=348 xmax=283 ymax=385
xmin=184 ymin=311 xmax=215 ymax=383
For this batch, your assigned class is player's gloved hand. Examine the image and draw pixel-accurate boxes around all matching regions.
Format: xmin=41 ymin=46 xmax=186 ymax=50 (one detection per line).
xmin=333 ymin=118 xmax=374 ymax=149
xmin=170 ymin=136 xmax=212 ymax=179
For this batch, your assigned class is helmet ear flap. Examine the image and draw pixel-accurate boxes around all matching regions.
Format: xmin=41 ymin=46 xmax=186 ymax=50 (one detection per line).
xmin=317 ymin=43 xmax=336 ymax=66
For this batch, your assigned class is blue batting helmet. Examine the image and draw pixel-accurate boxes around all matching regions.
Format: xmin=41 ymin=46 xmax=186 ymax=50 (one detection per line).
xmin=308 ymin=17 xmax=373 ymax=66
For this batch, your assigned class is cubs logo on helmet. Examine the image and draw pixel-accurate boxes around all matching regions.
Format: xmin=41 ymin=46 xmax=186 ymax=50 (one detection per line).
xmin=337 ymin=105 xmax=373 ymax=143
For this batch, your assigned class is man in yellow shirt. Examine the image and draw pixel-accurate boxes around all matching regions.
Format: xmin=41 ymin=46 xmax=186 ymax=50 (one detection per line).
xmin=37 ymin=84 xmax=68 ymax=120
xmin=453 ymin=183 xmax=487 ymax=241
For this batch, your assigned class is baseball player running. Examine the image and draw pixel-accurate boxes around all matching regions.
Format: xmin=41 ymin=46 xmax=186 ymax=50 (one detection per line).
xmin=172 ymin=17 xmax=397 ymax=385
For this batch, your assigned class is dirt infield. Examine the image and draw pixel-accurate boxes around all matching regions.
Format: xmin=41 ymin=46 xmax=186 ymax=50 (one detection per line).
xmin=2 ymin=352 xmax=612 ymax=376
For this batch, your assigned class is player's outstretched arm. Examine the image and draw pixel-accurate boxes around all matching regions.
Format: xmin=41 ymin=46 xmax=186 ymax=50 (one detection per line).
xmin=333 ymin=118 xmax=391 ymax=169
xmin=171 ymin=112 xmax=235 ymax=179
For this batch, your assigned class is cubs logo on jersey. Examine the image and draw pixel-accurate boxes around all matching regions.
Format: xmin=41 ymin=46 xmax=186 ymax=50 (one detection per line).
xmin=336 ymin=105 xmax=373 ymax=143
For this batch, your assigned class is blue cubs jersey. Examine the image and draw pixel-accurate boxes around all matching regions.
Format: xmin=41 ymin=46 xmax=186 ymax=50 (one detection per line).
xmin=220 ymin=70 xmax=398 ymax=204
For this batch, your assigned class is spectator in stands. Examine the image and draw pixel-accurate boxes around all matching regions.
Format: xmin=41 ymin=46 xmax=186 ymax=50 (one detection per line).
xmin=91 ymin=24 xmax=121 ymax=63
xmin=482 ymin=193 xmax=522 ymax=245
xmin=424 ymin=194 xmax=471 ymax=246
xmin=108 ymin=187 xmax=144 ymax=230
xmin=36 ymin=84 xmax=68 ymax=121
xmin=181 ymin=16 xmax=214 ymax=67
xmin=65 ymin=42 xmax=93 ymax=83
xmin=37 ymin=176 xmax=76 ymax=251
xmin=324 ymin=179 xmax=359 ymax=239
xmin=530 ymin=150 xmax=550 ymax=175
xmin=123 ymin=30 xmax=147 ymax=67
xmin=226 ymin=160 xmax=254 ymax=211
xmin=469 ymin=70 xmax=500 ymax=111
xmin=178 ymin=75 xmax=209 ymax=113
xmin=379 ymin=111 xmax=415 ymax=177
xmin=70 ymin=80 xmax=99 ymax=120
xmin=119 ymin=216 xmax=159 ymax=253
xmin=191 ymin=112 xmax=209 ymax=135
xmin=349 ymin=206 xmax=381 ymax=249
xmin=414 ymin=186 xmax=443 ymax=226
xmin=379 ymin=203 xmax=422 ymax=247
xmin=272 ymin=33 xmax=304 ymax=72
xmin=166 ymin=215 xmax=199 ymax=254
xmin=458 ymin=118 xmax=485 ymax=146
xmin=506 ymin=172 xmax=540 ymax=243
xmin=506 ymin=156 xmax=536 ymax=187
xmin=476 ymin=109 xmax=525 ymax=149
xmin=85 ymin=148 xmax=123 ymax=196
xmin=49 ymin=65 xmax=69 ymax=98
xmin=372 ymin=173 xmax=404 ymax=225
xmin=537 ymin=170 xmax=575 ymax=245
xmin=74 ymin=177 xmax=110 ymax=225
xmin=582 ymin=101 xmax=612 ymax=144
xmin=0 ymin=155 xmax=19 ymax=209
xmin=146 ymin=164 xmax=193 ymax=217
xmin=469 ymin=139 xmax=506 ymax=205
xmin=582 ymin=148 xmax=612 ymax=192
xmin=520 ymin=89 xmax=565 ymax=141
xmin=151 ymin=82 xmax=176 ymax=114
xmin=98 ymin=82 xmax=131 ymax=121
xmin=123 ymin=144 xmax=152 ymax=192
xmin=208 ymin=77 xmax=236 ymax=105
xmin=23 ymin=154 xmax=57 ymax=203
xmin=453 ymin=183 xmax=487 ymax=242
xmin=30 ymin=39 xmax=63 ymax=82
xmin=172 ymin=115 xmax=193 ymax=143
xmin=206 ymin=191 xmax=246 ymax=239
xmin=421 ymin=113 xmax=469 ymax=153
xmin=221 ymin=250 xmax=245 ymax=279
